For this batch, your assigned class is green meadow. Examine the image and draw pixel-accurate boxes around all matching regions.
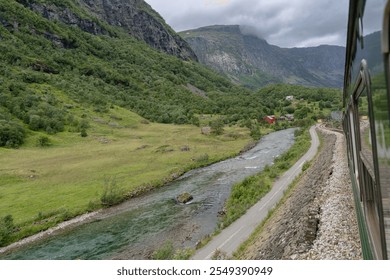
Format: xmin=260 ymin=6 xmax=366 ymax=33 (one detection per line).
xmin=0 ymin=106 xmax=251 ymax=244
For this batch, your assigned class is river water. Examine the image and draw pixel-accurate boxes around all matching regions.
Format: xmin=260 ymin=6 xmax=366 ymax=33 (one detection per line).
xmin=1 ymin=128 xmax=296 ymax=260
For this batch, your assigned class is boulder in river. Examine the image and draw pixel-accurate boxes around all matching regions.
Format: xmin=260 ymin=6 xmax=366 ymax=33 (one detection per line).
xmin=176 ymin=192 xmax=193 ymax=204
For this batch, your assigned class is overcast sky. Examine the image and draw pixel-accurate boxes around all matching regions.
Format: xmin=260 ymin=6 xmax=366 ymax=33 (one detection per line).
xmin=144 ymin=0 xmax=383 ymax=48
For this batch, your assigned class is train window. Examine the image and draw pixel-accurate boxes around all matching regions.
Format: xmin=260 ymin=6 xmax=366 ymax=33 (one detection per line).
xmin=358 ymin=88 xmax=375 ymax=174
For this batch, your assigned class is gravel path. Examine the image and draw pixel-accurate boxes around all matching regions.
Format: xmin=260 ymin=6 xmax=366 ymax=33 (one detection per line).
xmin=298 ymin=127 xmax=362 ymax=260
xmin=239 ymin=127 xmax=362 ymax=260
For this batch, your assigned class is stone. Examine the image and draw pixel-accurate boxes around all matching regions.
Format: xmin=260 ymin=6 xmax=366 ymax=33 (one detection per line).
xmin=201 ymin=127 xmax=211 ymax=135
xmin=176 ymin=192 xmax=193 ymax=204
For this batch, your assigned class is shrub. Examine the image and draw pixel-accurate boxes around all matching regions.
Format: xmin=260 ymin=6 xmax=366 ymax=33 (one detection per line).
xmin=302 ymin=161 xmax=311 ymax=172
xmin=80 ymin=128 xmax=88 ymax=137
xmin=250 ymin=123 xmax=262 ymax=140
xmin=151 ymin=241 xmax=175 ymax=260
xmin=37 ymin=136 xmax=51 ymax=147
xmin=210 ymin=118 xmax=224 ymax=135
xmin=0 ymin=120 xmax=26 ymax=148
xmin=211 ymin=249 xmax=228 ymax=260
xmin=28 ymin=115 xmax=44 ymax=131
xmin=195 ymin=153 xmax=209 ymax=163
xmin=172 ymin=248 xmax=194 ymax=260
xmin=100 ymin=178 xmax=124 ymax=206
xmin=0 ymin=215 xmax=15 ymax=246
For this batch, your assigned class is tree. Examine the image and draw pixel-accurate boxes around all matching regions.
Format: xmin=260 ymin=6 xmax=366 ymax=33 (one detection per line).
xmin=295 ymin=107 xmax=311 ymax=119
xmin=250 ymin=123 xmax=262 ymax=140
xmin=210 ymin=118 xmax=224 ymax=135
xmin=284 ymin=106 xmax=295 ymax=114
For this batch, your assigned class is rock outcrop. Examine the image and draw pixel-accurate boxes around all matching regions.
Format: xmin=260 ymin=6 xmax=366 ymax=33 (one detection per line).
xmin=16 ymin=0 xmax=197 ymax=60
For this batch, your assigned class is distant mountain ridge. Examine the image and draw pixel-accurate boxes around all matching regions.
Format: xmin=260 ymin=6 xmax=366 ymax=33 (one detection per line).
xmin=180 ymin=25 xmax=346 ymax=88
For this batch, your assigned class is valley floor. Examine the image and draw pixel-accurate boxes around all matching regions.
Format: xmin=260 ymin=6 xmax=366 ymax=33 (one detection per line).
xmin=0 ymin=107 xmax=252 ymax=248
xmin=237 ymin=127 xmax=362 ymax=260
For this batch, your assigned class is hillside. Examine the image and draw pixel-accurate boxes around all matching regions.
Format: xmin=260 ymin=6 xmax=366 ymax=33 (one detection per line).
xmin=13 ymin=0 xmax=197 ymax=60
xmin=0 ymin=0 xmax=274 ymax=148
xmin=180 ymin=25 xmax=346 ymax=89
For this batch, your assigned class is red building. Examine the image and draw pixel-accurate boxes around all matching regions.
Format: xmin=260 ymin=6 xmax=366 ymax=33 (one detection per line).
xmin=263 ymin=115 xmax=277 ymax=124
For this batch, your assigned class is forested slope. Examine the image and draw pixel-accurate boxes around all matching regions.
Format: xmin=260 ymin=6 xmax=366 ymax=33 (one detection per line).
xmin=0 ymin=0 xmax=269 ymax=148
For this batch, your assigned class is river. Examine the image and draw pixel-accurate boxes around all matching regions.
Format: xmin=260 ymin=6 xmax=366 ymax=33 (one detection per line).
xmin=1 ymin=128 xmax=296 ymax=260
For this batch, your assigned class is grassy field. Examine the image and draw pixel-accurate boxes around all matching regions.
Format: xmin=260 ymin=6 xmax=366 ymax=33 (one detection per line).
xmin=0 ymin=106 xmax=251 ymax=244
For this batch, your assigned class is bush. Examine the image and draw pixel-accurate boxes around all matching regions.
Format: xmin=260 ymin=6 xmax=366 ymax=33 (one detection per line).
xmin=100 ymin=178 xmax=124 ymax=206
xmin=195 ymin=153 xmax=209 ymax=163
xmin=0 ymin=215 xmax=15 ymax=246
xmin=28 ymin=115 xmax=44 ymax=131
xmin=210 ymin=118 xmax=224 ymax=135
xmin=0 ymin=120 xmax=26 ymax=148
xmin=80 ymin=128 xmax=88 ymax=137
xmin=302 ymin=161 xmax=311 ymax=172
xmin=250 ymin=123 xmax=262 ymax=140
xmin=152 ymin=241 xmax=175 ymax=260
xmin=36 ymin=136 xmax=51 ymax=147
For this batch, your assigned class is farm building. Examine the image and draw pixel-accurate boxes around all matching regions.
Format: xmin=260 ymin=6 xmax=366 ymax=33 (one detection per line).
xmin=263 ymin=115 xmax=277 ymax=124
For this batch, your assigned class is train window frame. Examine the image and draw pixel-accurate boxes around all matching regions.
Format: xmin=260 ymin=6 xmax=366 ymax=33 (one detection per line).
xmin=359 ymin=15 xmax=364 ymax=49
xmin=348 ymin=103 xmax=362 ymax=200
xmin=352 ymin=58 xmax=386 ymax=259
xmin=354 ymin=62 xmax=376 ymax=179
xmin=383 ymin=0 xmax=390 ymax=123
xmin=380 ymin=0 xmax=390 ymax=260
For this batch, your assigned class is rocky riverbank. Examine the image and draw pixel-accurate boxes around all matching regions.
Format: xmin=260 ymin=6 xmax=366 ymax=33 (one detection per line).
xmin=238 ymin=127 xmax=362 ymax=260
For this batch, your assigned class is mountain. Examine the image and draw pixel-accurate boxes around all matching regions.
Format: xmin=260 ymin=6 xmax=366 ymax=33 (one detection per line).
xmin=180 ymin=25 xmax=346 ymax=89
xmin=13 ymin=0 xmax=197 ymax=61
xmin=1 ymin=0 xmax=268 ymax=148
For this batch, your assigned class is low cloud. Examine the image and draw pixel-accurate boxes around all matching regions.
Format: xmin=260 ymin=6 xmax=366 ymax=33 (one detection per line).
xmin=239 ymin=25 xmax=265 ymax=39
xmin=204 ymin=0 xmax=231 ymax=6
xmin=145 ymin=0 xmax=382 ymax=47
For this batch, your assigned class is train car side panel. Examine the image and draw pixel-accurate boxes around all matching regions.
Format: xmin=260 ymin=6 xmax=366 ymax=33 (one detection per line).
xmin=344 ymin=0 xmax=389 ymax=259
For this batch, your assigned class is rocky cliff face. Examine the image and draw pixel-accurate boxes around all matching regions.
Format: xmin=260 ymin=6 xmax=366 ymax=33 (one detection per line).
xmin=181 ymin=25 xmax=345 ymax=88
xmin=16 ymin=0 xmax=197 ymax=61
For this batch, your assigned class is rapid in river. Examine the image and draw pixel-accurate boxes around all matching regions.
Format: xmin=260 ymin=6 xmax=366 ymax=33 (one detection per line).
xmin=1 ymin=128 xmax=296 ymax=260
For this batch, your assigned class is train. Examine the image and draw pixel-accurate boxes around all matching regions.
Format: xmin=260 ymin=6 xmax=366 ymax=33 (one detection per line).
xmin=343 ymin=0 xmax=390 ymax=259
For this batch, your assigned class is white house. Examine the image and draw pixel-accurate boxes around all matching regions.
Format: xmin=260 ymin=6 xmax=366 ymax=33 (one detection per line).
xmin=286 ymin=96 xmax=294 ymax=101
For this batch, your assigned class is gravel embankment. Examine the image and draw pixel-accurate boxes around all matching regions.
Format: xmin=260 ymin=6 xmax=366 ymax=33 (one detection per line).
xmin=297 ymin=128 xmax=362 ymax=260
xmin=239 ymin=127 xmax=362 ymax=260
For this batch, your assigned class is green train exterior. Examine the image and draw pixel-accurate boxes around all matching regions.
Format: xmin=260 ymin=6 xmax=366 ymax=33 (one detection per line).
xmin=343 ymin=0 xmax=390 ymax=259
